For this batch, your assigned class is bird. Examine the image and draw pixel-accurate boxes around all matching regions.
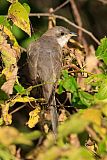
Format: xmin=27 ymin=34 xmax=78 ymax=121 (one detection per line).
xmin=27 ymin=26 xmax=76 ymax=137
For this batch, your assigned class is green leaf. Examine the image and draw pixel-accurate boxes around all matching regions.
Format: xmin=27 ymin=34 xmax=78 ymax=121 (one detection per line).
xmin=63 ymin=76 xmax=77 ymax=93
xmin=8 ymin=2 xmax=31 ymax=36
xmin=14 ymin=84 xmax=31 ymax=95
xmin=62 ymin=70 xmax=69 ymax=78
xmin=86 ymin=74 xmax=106 ymax=87
xmin=69 ymin=147 xmax=94 ymax=160
xmin=95 ymin=78 xmax=107 ymax=100
xmin=0 ymin=16 xmax=11 ymax=29
xmin=24 ymin=130 xmax=41 ymax=140
xmin=78 ymin=90 xmax=94 ymax=107
xmin=23 ymin=3 xmax=30 ymax=14
xmin=0 ymin=16 xmax=5 ymax=24
xmin=57 ymin=80 xmax=64 ymax=94
xmin=14 ymin=84 xmax=26 ymax=94
xmin=58 ymin=112 xmax=89 ymax=139
xmin=0 ymin=118 xmax=4 ymax=126
xmin=0 ymin=148 xmax=15 ymax=160
xmin=98 ymin=140 xmax=106 ymax=155
xmin=96 ymin=37 xmax=107 ymax=64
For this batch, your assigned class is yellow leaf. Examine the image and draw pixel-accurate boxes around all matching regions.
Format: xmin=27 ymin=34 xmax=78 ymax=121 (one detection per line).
xmin=0 ymin=26 xmax=19 ymax=95
xmin=0 ymin=126 xmax=19 ymax=146
xmin=81 ymin=108 xmax=102 ymax=126
xmin=102 ymin=104 xmax=107 ymax=116
xmin=26 ymin=107 xmax=41 ymax=128
xmin=1 ymin=103 xmax=12 ymax=125
xmin=8 ymin=2 xmax=31 ymax=36
xmin=3 ymin=26 xmax=20 ymax=57
xmin=12 ymin=95 xmax=35 ymax=103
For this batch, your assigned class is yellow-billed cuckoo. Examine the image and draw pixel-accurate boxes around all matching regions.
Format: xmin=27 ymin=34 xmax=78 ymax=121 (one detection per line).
xmin=27 ymin=26 xmax=76 ymax=137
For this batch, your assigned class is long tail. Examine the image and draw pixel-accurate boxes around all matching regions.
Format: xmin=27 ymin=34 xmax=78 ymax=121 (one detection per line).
xmin=50 ymin=96 xmax=58 ymax=138
xmin=47 ymin=82 xmax=58 ymax=139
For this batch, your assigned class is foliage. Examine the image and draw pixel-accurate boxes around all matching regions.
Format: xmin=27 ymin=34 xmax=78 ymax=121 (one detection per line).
xmin=0 ymin=0 xmax=107 ymax=160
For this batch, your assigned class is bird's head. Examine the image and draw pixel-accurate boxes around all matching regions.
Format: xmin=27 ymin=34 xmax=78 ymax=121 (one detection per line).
xmin=44 ymin=26 xmax=77 ymax=47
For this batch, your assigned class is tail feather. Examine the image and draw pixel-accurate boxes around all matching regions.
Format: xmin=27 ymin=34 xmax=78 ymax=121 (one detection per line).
xmin=50 ymin=97 xmax=58 ymax=138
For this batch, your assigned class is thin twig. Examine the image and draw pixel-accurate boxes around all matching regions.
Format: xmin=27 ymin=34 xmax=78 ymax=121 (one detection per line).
xmin=29 ymin=13 xmax=100 ymax=45
xmin=20 ymin=46 xmax=27 ymax=52
xmin=53 ymin=0 xmax=70 ymax=13
xmin=62 ymin=64 xmax=80 ymax=71
xmin=70 ymin=0 xmax=83 ymax=42
xmin=10 ymin=104 xmax=26 ymax=115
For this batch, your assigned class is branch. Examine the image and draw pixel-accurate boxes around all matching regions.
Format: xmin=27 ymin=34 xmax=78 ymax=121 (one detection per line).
xmin=29 ymin=13 xmax=100 ymax=45
xmin=70 ymin=0 xmax=83 ymax=41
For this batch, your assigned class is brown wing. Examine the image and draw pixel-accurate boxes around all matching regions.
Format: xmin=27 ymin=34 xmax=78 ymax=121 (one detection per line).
xmin=27 ymin=35 xmax=62 ymax=101
xmin=37 ymin=35 xmax=62 ymax=101
xmin=27 ymin=40 xmax=40 ymax=83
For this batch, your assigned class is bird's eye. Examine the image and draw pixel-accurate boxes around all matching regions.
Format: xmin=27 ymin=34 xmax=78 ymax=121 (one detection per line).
xmin=61 ymin=32 xmax=64 ymax=36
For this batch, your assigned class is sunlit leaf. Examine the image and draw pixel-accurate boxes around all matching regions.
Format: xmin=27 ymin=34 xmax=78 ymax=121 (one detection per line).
xmin=95 ymin=78 xmax=107 ymax=100
xmin=82 ymin=108 xmax=102 ymax=126
xmin=0 ymin=127 xmax=19 ymax=146
xmin=14 ymin=84 xmax=26 ymax=94
xmin=0 ymin=16 xmax=5 ymax=24
xmin=12 ymin=95 xmax=35 ymax=103
xmin=62 ymin=70 xmax=69 ymax=78
xmin=0 ymin=118 xmax=4 ymax=125
xmin=23 ymin=3 xmax=30 ymax=14
xmin=1 ymin=103 xmax=12 ymax=125
xmin=0 ymin=126 xmax=40 ymax=147
xmin=96 ymin=37 xmax=107 ymax=65
xmin=93 ymin=124 xmax=106 ymax=139
xmin=26 ymin=107 xmax=41 ymax=128
xmin=36 ymin=145 xmax=94 ymax=160
xmin=24 ymin=130 xmax=41 ymax=140
xmin=63 ymin=76 xmax=77 ymax=93
xmin=58 ymin=112 xmax=89 ymax=139
xmin=8 ymin=2 xmax=31 ymax=36
xmin=0 ymin=148 xmax=15 ymax=160
xmin=86 ymin=74 xmax=106 ymax=87
xmin=0 ymin=25 xmax=20 ymax=95
xmin=102 ymin=104 xmax=107 ymax=116
xmin=98 ymin=139 xmax=107 ymax=155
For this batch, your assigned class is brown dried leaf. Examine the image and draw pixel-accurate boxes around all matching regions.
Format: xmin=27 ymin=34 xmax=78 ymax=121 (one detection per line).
xmin=1 ymin=65 xmax=18 ymax=95
xmin=0 ymin=27 xmax=20 ymax=95
xmin=58 ymin=109 xmax=67 ymax=122
xmin=85 ymin=45 xmax=101 ymax=74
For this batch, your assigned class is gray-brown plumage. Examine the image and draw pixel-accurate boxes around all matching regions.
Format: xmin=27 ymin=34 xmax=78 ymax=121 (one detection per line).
xmin=27 ymin=26 xmax=75 ymax=137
